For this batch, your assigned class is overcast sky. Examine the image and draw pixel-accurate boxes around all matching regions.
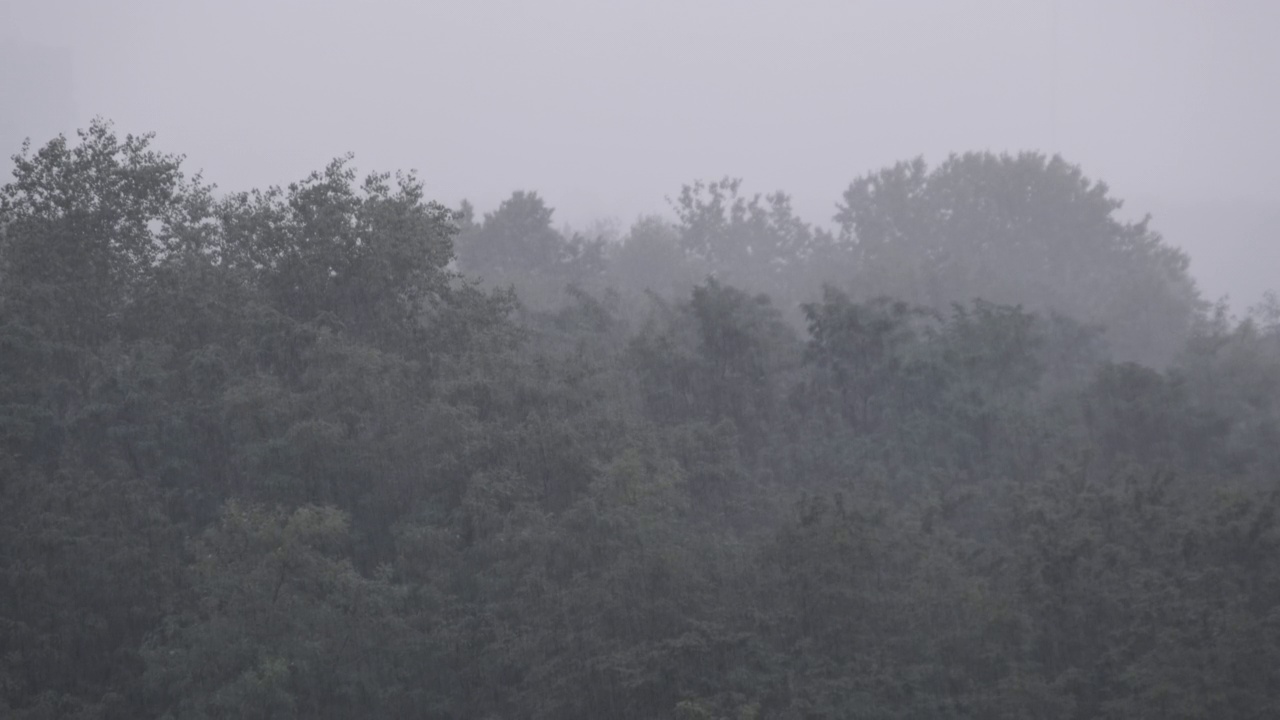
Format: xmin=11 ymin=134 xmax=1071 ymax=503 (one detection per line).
xmin=2 ymin=0 xmax=1277 ymax=307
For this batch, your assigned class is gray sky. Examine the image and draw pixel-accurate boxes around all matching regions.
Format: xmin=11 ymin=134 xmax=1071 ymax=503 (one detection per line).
xmin=3 ymin=0 xmax=1277 ymax=307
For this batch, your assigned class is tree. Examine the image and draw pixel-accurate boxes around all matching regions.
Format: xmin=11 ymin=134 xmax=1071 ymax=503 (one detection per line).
xmin=606 ymin=215 xmax=700 ymax=301
xmin=800 ymin=288 xmax=929 ymax=433
xmin=0 ymin=119 xmax=191 ymax=348
xmin=143 ymin=503 xmax=429 ymax=720
xmin=1174 ymin=297 xmax=1280 ymax=486
xmin=836 ymin=153 xmax=1203 ymax=365
xmin=630 ymin=279 xmax=798 ymax=454
xmin=215 ymin=157 xmax=457 ymax=355
xmin=454 ymin=191 xmax=605 ymax=310
xmin=670 ymin=179 xmax=834 ymax=323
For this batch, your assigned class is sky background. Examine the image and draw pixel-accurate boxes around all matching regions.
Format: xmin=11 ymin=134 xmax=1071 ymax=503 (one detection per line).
xmin=2 ymin=0 xmax=1277 ymax=308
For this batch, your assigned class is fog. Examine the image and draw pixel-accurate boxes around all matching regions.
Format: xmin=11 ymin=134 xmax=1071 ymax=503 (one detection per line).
xmin=3 ymin=0 xmax=1277 ymax=305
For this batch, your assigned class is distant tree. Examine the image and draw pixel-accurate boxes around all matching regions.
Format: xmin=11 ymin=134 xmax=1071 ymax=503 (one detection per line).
xmin=456 ymin=191 xmax=561 ymax=276
xmin=1172 ymin=298 xmax=1280 ymax=483
xmin=607 ymin=215 xmax=700 ymax=300
xmin=455 ymin=191 xmax=605 ymax=309
xmin=670 ymin=179 xmax=834 ymax=322
xmin=836 ymin=153 xmax=1203 ymax=365
xmin=672 ymin=179 xmax=825 ymax=272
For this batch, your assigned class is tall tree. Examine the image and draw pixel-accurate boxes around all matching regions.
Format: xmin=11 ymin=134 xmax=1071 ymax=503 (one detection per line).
xmin=836 ymin=153 xmax=1203 ymax=365
xmin=0 ymin=119 xmax=190 ymax=347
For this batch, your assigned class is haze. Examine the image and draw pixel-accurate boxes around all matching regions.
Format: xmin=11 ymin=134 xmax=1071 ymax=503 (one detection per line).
xmin=3 ymin=0 xmax=1277 ymax=307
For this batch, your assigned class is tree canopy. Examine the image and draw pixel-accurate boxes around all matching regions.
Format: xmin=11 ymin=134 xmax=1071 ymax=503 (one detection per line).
xmin=835 ymin=152 xmax=1202 ymax=365
xmin=2 ymin=123 xmax=1276 ymax=720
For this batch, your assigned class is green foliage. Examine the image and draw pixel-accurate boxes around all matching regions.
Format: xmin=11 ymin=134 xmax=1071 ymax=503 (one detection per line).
xmin=214 ymin=157 xmax=457 ymax=354
xmin=631 ymin=279 xmax=797 ymax=456
xmin=0 ymin=119 xmax=190 ymax=347
xmin=143 ymin=503 xmax=428 ymax=720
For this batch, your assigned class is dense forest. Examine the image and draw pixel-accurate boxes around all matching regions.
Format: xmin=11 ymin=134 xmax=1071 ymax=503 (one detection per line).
xmin=1 ymin=121 xmax=1278 ymax=720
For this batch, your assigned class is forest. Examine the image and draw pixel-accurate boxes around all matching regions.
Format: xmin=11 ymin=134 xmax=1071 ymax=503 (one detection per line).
xmin=1 ymin=120 xmax=1278 ymax=719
